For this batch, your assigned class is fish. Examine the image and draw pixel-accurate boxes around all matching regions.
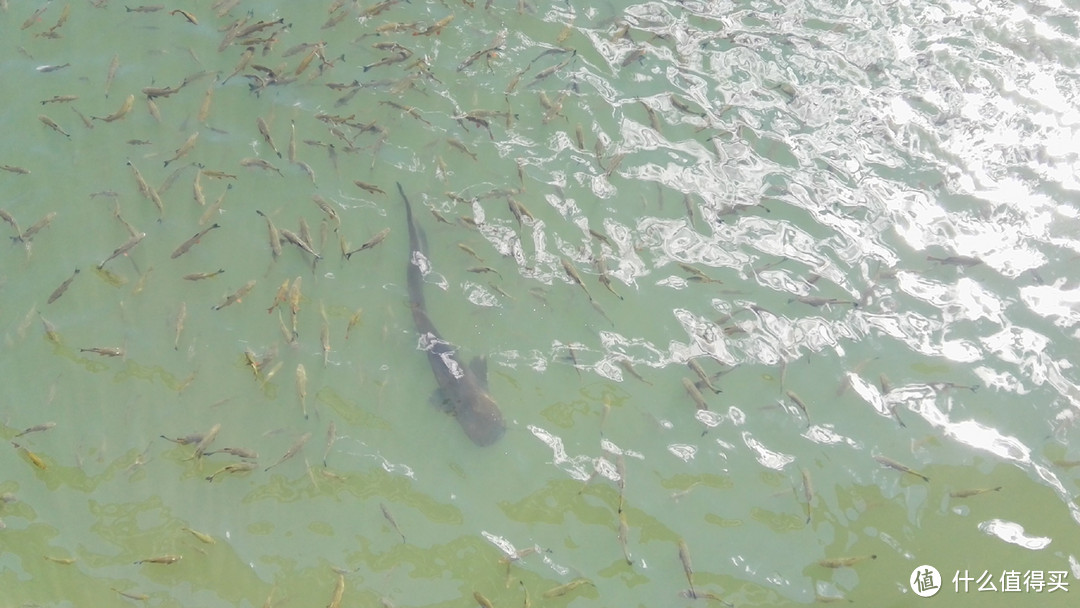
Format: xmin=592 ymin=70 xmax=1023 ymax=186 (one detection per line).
xmin=414 ymin=14 xmax=454 ymax=36
xmin=818 ymin=555 xmax=876 ymax=568
xmin=927 ymin=255 xmax=982 ymax=267
xmin=541 ymin=578 xmax=592 ymax=599
xmin=949 ymin=486 xmax=1002 ymax=499
xmin=164 ymin=131 xmax=199 ymax=167
xmin=199 ymin=184 xmax=232 ymax=226
xmin=353 ymin=180 xmax=386 ymax=195
xmin=134 ymin=555 xmax=182 ymax=565
xmin=205 ymin=461 xmax=256 ymax=481
xmin=474 ymin=591 xmax=494 ymax=608
xmin=173 ymin=302 xmax=187 ymax=350
xmin=873 ymin=455 xmax=929 ymax=482
xmin=187 ymin=423 xmax=221 ymax=461
xmin=183 ymin=269 xmax=225 ymax=281
xmin=127 ymin=160 xmax=164 ymax=216
xmin=295 ymin=363 xmax=308 ymax=419
xmin=264 ymin=432 xmax=311 ymax=471
xmin=222 ymin=46 xmax=255 ymax=84
xmin=380 ymin=503 xmax=406 ymax=543
xmin=15 ymin=422 xmax=56 ymax=437
xmin=170 ymin=223 xmax=220 ymax=259
xmin=94 ymin=94 xmax=135 ymax=122
xmin=400 ymin=182 xmax=506 ymax=446
xmin=98 ymin=232 xmax=146 ymax=269
xmin=255 ymin=210 xmax=283 ymax=260
xmin=240 ymin=157 xmax=283 ymax=176
xmin=681 ymin=377 xmax=709 ymax=411
xmin=687 ymin=359 xmax=720 ymax=393
xmin=280 ymin=228 xmax=320 ymax=259
xmin=47 ymin=269 xmax=80 ymax=304
xmin=213 ymin=280 xmax=255 ymax=310
xmin=40 ymin=95 xmax=78 ymax=105
xmin=79 ymin=347 xmax=125 ymax=357
xmin=785 ymin=390 xmax=810 ymax=424
xmin=560 ymin=257 xmax=594 ymax=301
xmin=345 ymin=228 xmax=390 ymax=259
xmin=170 ymin=9 xmax=198 ymax=24
xmin=38 ymin=114 xmax=70 ymax=137
xmin=181 ymin=528 xmax=215 ymax=544
xmin=678 ymin=539 xmax=695 ymax=596
xmin=104 ymin=55 xmax=120 ymax=97
xmin=256 ymin=117 xmax=280 ymax=157
xmin=328 ymin=572 xmax=345 ymax=608
xmin=800 ymin=467 xmax=814 ymax=524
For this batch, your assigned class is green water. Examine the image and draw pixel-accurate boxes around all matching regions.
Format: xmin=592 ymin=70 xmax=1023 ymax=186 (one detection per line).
xmin=2 ymin=0 xmax=1080 ymax=606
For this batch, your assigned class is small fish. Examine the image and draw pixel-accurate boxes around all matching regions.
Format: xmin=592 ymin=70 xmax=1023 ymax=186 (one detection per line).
xmin=467 ymin=266 xmax=502 ymax=279
xmin=280 ymin=228 xmax=321 ymax=259
xmin=353 ymin=180 xmax=386 ymax=195
xmin=205 ymin=461 xmax=256 ymax=482
xmin=560 ymin=257 xmax=593 ymax=301
xmin=173 ymin=302 xmax=187 ymax=349
xmin=264 ymin=432 xmax=311 ymax=472
xmin=678 ymin=539 xmax=695 ymax=596
xmin=785 ymin=390 xmax=810 ymax=424
xmin=256 ymin=117 xmax=281 ymax=157
xmin=617 ymin=360 xmax=651 ymax=385
xmin=222 ymin=46 xmax=255 ymax=84
xmin=164 ymin=131 xmax=199 ymax=167
xmin=927 ymin=255 xmax=982 ymax=267
xmin=36 ymin=63 xmax=72 ymax=73
xmin=183 ymin=269 xmax=225 ymax=281
xmin=170 ymin=9 xmax=198 ymax=25
xmin=186 ymin=423 xmax=221 ymax=461
xmin=311 ymin=195 xmax=340 ymax=227
xmin=94 ymin=94 xmax=135 ymax=122
xmin=79 ymin=347 xmax=125 ymax=357
xmin=15 ymin=422 xmax=56 ymax=437
xmin=213 ymin=280 xmax=256 ymax=310
xmin=43 ymin=555 xmax=77 ymax=565
xmin=240 ymin=157 xmax=283 ymax=176
xmin=47 ymin=269 xmax=80 ymax=304
xmin=345 ymin=308 xmax=363 ymax=339
xmin=818 ymin=555 xmax=876 ymax=569
xmin=134 ymin=555 xmax=182 ymax=565
xmin=414 ymin=14 xmax=454 ymax=36
xmin=170 ymin=223 xmax=220 ymax=259
xmin=687 ymin=359 xmax=720 ymax=393
xmin=204 ymin=446 xmax=258 ymax=459
xmin=104 ymin=55 xmax=120 ymax=97
xmin=541 ymin=578 xmax=592 ymax=599
xmin=295 ymin=363 xmax=308 ymax=419
xmin=949 ymin=486 xmax=1002 ymax=499
xmin=328 ymin=572 xmax=346 ymax=608
xmin=800 ymin=467 xmax=814 ymax=524
xmin=112 ymin=588 xmax=150 ymax=601
xmin=323 ymin=421 xmax=337 ymax=466
xmin=17 ymin=211 xmax=58 ymax=243
xmin=98 ymin=232 xmax=146 ymax=269
xmin=447 ymin=138 xmax=477 ymax=161
xmin=682 ymin=377 xmax=709 ymax=411
xmin=474 ymin=591 xmax=494 ymax=608
xmin=182 ymin=528 xmax=216 ymax=544
xmin=873 ymin=455 xmax=929 ymax=482
xmin=345 ymin=228 xmax=390 ymax=258
xmin=380 ymin=503 xmax=406 ymax=543
xmin=38 ymin=114 xmax=70 ymax=137
xmin=40 ymin=95 xmax=78 ymax=105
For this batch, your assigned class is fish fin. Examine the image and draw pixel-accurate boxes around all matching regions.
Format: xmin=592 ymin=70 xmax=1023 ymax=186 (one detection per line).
xmin=469 ymin=356 xmax=489 ymax=388
xmin=430 ymin=388 xmax=454 ymax=413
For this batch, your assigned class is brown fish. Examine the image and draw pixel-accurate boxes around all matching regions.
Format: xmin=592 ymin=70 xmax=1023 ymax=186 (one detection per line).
xmin=94 ymin=94 xmax=135 ymax=122
xmin=47 ymin=269 xmax=80 ymax=304
xmin=213 ymin=280 xmax=256 ymax=310
xmin=170 ymin=223 xmax=220 ymax=259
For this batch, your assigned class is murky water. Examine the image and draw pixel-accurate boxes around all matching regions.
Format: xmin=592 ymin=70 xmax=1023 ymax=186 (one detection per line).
xmin=2 ymin=1 xmax=1080 ymax=606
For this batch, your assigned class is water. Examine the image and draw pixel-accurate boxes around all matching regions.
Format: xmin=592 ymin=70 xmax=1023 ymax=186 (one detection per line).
xmin=2 ymin=0 xmax=1079 ymax=606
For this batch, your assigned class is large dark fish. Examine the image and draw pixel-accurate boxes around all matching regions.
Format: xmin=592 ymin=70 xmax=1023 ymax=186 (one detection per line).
xmin=399 ymin=182 xmax=505 ymax=446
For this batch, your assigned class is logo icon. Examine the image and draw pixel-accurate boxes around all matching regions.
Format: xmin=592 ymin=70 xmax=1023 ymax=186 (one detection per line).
xmin=911 ymin=564 xmax=941 ymax=597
